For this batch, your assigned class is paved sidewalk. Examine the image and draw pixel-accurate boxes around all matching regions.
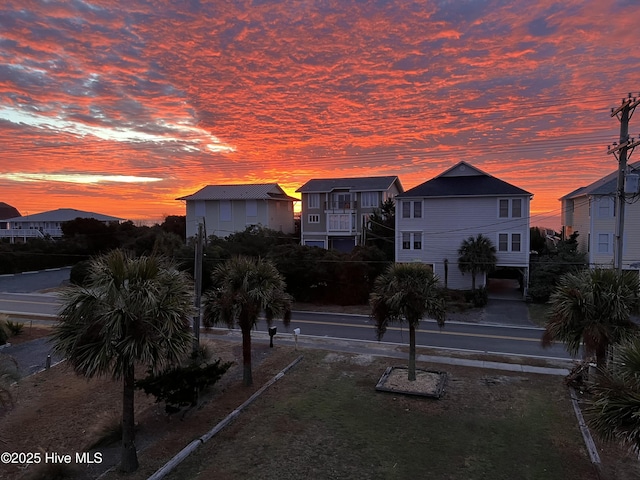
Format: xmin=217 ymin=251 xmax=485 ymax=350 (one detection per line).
xmin=205 ymin=329 xmax=574 ymax=376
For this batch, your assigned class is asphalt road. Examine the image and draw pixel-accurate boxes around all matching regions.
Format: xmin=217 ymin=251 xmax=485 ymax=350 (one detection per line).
xmin=0 ymin=267 xmax=71 ymax=293
xmin=0 ymin=269 xmax=575 ymax=370
xmin=0 ymin=291 xmax=573 ymax=363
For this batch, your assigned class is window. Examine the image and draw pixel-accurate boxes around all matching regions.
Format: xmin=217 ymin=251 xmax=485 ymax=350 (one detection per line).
xmin=512 ymin=199 xmax=522 ymax=218
xmin=498 ymin=199 xmax=523 ymax=218
xmin=246 ymin=200 xmax=257 ymax=217
xmin=499 ymin=199 xmax=509 ymax=218
xmin=413 ymin=232 xmax=422 ymax=250
xmin=328 ymin=214 xmax=351 ymax=230
xmin=402 ymin=232 xmax=411 ymax=249
xmin=195 ymin=200 xmax=205 ymax=217
xmin=511 ymin=233 xmax=521 ymax=252
xmin=308 ymin=194 xmax=320 ymax=209
xmin=498 ymin=233 xmax=508 ymax=252
xmin=333 ymin=193 xmax=351 ymax=209
xmin=220 ymin=201 xmax=231 ymax=221
xmin=361 ymin=191 xmax=379 ymax=208
xmin=498 ymin=233 xmax=521 ymax=252
xmin=597 ymin=197 xmax=615 ymax=218
xmin=308 ymin=214 xmax=320 ymax=223
xmin=413 ymin=201 xmax=422 ymax=218
xmin=597 ymin=233 xmax=612 ymax=253
xmin=402 ymin=201 xmax=422 ymax=218
xmin=401 ymin=232 xmax=422 ymax=250
xmin=402 ymin=201 xmax=411 ymax=218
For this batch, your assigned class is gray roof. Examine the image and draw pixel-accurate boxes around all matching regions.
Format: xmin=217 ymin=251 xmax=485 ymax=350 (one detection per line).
xmin=296 ymin=176 xmax=402 ymax=193
xmin=177 ymin=183 xmax=298 ymax=202
xmin=0 ymin=202 xmax=20 ymax=220
xmin=3 ymin=208 xmax=123 ymax=223
xmin=398 ymin=161 xmax=531 ymax=198
xmin=563 ymin=161 xmax=640 ymax=199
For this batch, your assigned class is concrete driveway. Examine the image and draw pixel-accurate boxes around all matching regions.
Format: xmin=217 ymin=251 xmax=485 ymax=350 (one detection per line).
xmin=484 ymin=278 xmax=533 ymax=327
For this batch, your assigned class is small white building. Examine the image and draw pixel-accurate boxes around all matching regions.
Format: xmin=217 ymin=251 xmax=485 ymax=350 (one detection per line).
xmin=177 ymin=183 xmax=297 ymax=239
xmin=1 ymin=208 xmax=123 ymax=242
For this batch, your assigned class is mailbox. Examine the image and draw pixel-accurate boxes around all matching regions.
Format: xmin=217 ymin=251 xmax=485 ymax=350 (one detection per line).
xmin=268 ymin=326 xmax=277 ymax=347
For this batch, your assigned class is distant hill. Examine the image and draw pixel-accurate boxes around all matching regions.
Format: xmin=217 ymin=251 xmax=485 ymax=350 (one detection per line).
xmin=0 ymin=202 xmax=21 ymax=220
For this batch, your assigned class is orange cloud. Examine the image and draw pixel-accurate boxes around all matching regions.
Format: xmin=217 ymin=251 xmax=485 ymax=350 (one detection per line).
xmin=0 ymin=0 xmax=639 ymax=227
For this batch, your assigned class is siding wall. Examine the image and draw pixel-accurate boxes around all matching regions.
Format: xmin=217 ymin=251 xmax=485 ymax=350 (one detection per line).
xmin=185 ymin=199 xmax=294 ymax=238
xmin=396 ymin=195 xmax=530 ymax=290
xmin=567 ymin=195 xmax=591 ymax=255
xmin=567 ymin=194 xmax=640 ymax=269
xmin=299 ymin=184 xmax=402 ymax=248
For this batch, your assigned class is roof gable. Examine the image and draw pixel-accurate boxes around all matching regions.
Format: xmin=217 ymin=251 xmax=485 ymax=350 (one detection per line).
xmin=0 ymin=202 xmax=21 ymax=220
xmin=398 ymin=161 xmax=531 ymax=198
xmin=296 ymin=176 xmax=402 ymax=193
xmin=564 ymin=161 xmax=640 ymax=199
xmin=177 ymin=183 xmax=298 ymax=201
xmin=3 ymin=208 xmax=122 ymax=223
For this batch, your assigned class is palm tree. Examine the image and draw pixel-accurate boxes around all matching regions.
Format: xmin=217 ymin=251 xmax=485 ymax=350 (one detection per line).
xmin=52 ymin=250 xmax=194 ymax=473
xmin=370 ymin=263 xmax=446 ymax=381
xmin=542 ymin=269 xmax=640 ymax=368
xmin=586 ymin=336 xmax=640 ymax=454
xmin=203 ymin=256 xmax=292 ymax=386
xmin=457 ymin=234 xmax=497 ymax=292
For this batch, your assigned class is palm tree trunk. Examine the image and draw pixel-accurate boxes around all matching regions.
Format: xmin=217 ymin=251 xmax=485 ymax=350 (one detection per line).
xmin=595 ymin=344 xmax=608 ymax=370
xmin=120 ymin=364 xmax=139 ymax=472
xmin=471 ymin=270 xmax=476 ymax=292
xmin=241 ymin=324 xmax=253 ymax=386
xmin=408 ymin=324 xmax=416 ymax=381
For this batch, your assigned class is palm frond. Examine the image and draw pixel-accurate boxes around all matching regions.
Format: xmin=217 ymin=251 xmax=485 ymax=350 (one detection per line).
xmin=586 ymin=336 xmax=640 ymax=454
xmin=51 ymin=250 xmax=194 ymax=379
xmin=542 ymin=269 xmax=639 ymax=364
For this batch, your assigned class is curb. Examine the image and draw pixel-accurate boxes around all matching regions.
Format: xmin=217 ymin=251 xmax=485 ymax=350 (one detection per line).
xmin=569 ymin=387 xmax=602 ymax=474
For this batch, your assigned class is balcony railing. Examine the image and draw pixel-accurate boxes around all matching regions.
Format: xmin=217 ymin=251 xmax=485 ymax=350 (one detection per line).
xmin=324 ymin=200 xmax=358 ymax=211
xmin=0 ymin=228 xmax=63 ymax=239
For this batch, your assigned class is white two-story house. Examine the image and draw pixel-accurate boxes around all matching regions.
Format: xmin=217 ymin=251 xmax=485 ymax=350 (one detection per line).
xmin=177 ymin=183 xmax=297 ymax=239
xmin=296 ymin=176 xmax=404 ymax=252
xmin=560 ymin=161 xmax=640 ymax=270
xmin=395 ymin=161 xmax=532 ymax=294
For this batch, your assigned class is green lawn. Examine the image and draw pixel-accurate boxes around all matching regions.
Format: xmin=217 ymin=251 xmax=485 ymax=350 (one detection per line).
xmin=162 ymin=350 xmax=598 ymax=480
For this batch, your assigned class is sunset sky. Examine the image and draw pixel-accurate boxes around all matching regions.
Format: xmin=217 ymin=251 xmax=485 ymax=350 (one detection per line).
xmin=2 ymin=0 xmax=640 ymax=228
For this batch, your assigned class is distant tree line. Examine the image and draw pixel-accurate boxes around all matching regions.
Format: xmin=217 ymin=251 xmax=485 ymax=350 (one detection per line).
xmin=0 ymin=215 xmax=186 ymax=275
xmin=2 ymin=213 xmax=587 ymax=306
xmin=181 ymin=226 xmax=390 ymax=306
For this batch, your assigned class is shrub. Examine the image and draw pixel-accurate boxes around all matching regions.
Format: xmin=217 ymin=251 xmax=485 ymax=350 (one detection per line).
xmin=5 ymin=320 xmax=24 ymax=336
xmin=137 ymin=357 xmax=233 ymax=413
xmin=465 ymin=286 xmax=488 ymax=307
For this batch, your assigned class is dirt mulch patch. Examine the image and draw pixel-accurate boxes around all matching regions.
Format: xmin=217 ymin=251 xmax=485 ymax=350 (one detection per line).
xmin=0 ymin=339 xmax=298 ymax=480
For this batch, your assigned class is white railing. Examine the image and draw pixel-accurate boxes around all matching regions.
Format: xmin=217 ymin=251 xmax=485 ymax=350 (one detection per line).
xmin=0 ymin=228 xmax=64 ymax=239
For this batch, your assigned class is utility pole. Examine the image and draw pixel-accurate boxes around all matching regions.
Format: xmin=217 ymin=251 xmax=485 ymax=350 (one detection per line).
xmin=192 ymin=221 xmax=204 ymax=354
xmin=608 ymin=93 xmax=640 ymax=273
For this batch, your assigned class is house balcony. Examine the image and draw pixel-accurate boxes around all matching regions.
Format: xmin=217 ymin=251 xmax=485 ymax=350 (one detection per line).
xmin=0 ymin=228 xmax=63 ymax=239
xmin=324 ymin=200 xmax=358 ymax=212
